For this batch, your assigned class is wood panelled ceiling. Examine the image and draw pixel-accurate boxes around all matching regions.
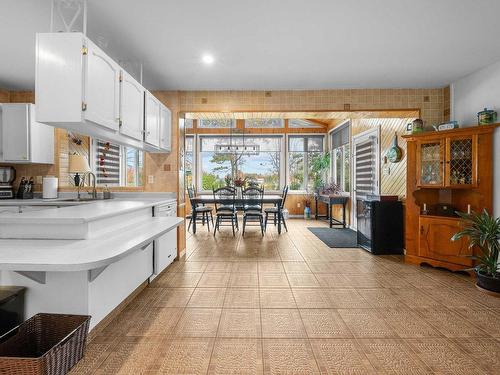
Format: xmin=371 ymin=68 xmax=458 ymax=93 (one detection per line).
xmin=184 ymin=110 xmax=419 ymax=121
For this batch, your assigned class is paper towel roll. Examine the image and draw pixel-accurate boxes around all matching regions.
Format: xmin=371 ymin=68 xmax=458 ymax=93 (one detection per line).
xmin=42 ymin=176 xmax=58 ymax=199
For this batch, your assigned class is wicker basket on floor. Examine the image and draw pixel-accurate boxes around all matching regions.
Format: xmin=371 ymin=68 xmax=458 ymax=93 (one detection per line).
xmin=0 ymin=313 xmax=91 ymax=375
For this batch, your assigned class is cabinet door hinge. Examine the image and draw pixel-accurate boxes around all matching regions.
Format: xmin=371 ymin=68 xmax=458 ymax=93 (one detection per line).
xmin=82 ymin=46 xmax=88 ymax=55
xmin=82 ymin=102 xmax=87 ymax=111
xmin=119 ymin=72 xmax=123 ymax=82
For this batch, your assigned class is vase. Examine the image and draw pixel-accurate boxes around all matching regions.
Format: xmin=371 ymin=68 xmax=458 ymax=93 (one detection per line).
xmin=304 ymin=206 xmax=311 ymax=219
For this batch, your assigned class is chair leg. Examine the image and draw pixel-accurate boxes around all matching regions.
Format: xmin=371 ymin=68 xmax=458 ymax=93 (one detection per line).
xmin=282 ymin=216 xmax=288 ymax=232
xmin=232 ymin=215 xmax=236 ymax=236
xmin=235 ymin=213 xmax=239 ymax=230
xmin=213 ymin=216 xmax=218 ymax=236
xmin=206 ymin=212 xmax=210 ymax=231
xmin=242 ymin=216 xmax=246 ymax=236
xmin=273 ymin=213 xmax=277 ymax=225
xmin=210 ymin=211 xmax=214 ymax=225
xmin=260 ymin=216 xmax=264 ymax=236
xmin=188 ymin=216 xmax=192 ymax=231
xmin=264 ymin=212 xmax=268 ymax=230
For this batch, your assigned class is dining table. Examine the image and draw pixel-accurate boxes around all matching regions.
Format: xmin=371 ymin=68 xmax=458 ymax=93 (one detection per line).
xmin=190 ymin=194 xmax=284 ymax=234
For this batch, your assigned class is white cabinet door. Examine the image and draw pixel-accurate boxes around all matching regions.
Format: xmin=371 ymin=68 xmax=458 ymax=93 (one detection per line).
xmin=144 ymin=92 xmax=160 ymax=147
xmin=85 ymin=39 xmax=120 ymax=131
xmin=159 ymin=105 xmax=171 ymax=151
xmin=120 ymin=71 xmax=144 ymax=141
xmin=0 ymin=104 xmax=54 ymax=164
xmin=2 ymin=104 xmax=29 ymax=162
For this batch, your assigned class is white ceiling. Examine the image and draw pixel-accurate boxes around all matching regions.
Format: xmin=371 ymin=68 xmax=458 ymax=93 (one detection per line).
xmin=1 ymin=0 xmax=500 ymax=91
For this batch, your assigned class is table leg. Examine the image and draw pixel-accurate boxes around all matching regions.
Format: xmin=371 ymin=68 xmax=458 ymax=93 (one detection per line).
xmin=329 ymin=203 xmax=333 ymax=228
xmin=192 ymin=206 xmax=197 ymax=234
xmin=277 ymin=202 xmax=282 ymax=234
xmin=342 ymin=202 xmax=346 ymax=228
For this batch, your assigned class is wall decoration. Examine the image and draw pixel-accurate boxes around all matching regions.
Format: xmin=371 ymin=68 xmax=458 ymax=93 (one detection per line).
xmin=386 ymin=132 xmax=403 ymax=163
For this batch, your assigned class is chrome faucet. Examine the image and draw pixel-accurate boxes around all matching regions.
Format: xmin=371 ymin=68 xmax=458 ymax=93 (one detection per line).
xmin=86 ymin=172 xmax=98 ymax=199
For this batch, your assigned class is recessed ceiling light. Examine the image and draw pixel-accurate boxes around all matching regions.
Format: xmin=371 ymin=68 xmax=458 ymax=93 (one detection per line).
xmin=202 ymin=54 xmax=215 ymax=65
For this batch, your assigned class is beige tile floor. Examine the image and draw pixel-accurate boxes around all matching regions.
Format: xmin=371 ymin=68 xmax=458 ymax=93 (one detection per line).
xmin=71 ymin=219 xmax=500 ymax=375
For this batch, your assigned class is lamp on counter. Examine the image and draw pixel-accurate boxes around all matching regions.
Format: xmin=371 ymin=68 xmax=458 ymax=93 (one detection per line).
xmin=69 ymin=153 xmax=90 ymax=199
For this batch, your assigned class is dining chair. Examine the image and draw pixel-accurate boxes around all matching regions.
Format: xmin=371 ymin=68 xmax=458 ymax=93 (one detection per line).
xmin=213 ymin=186 xmax=238 ymax=236
xmin=187 ymin=186 xmax=213 ymax=232
xmin=242 ymin=186 xmax=264 ymax=236
xmin=264 ymin=185 xmax=288 ymax=232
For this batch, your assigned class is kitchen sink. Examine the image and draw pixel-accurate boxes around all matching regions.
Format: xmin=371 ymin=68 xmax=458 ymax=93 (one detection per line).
xmin=58 ymin=198 xmax=112 ymax=202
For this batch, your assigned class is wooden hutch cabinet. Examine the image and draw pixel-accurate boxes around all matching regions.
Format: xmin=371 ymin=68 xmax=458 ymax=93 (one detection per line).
xmin=416 ymin=133 xmax=478 ymax=188
xmin=404 ymin=124 xmax=497 ymax=272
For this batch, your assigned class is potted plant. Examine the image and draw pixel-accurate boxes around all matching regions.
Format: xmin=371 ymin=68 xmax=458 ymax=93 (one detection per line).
xmin=451 ymin=209 xmax=500 ymax=294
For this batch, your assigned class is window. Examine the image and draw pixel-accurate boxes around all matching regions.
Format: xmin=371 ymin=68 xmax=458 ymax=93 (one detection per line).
xmin=198 ymin=119 xmax=236 ymax=128
xmin=199 ymin=136 xmax=282 ymax=191
xmin=245 ymin=118 xmax=284 ymax=128
xmin=93 ymin=140 xmax=143 ymax=187
xmin=185 ymin=135 xmax=194 ymax=188
xmin=288 ymin=135 xmax=325 ymax=191
xmin=330 ymin=122 xmax=350 ymax=192
xmin=185 ymin=119 xmax=194 ymax=128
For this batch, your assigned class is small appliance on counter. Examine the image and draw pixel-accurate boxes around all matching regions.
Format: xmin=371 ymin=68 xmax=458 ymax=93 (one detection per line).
xmin=356 ymin=195 xmax=403 ymax=255
xmin=42 ymin=176 xmax=58 ymax=199
xmin=0 ymin=166 xmax=16 ymax=199
xmin=16 ymin=176 xmax=34 ymax=199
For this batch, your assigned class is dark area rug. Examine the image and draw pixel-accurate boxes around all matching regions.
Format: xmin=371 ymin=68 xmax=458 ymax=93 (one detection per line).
xmin=307 ymin=227 xmax=358 ymax=248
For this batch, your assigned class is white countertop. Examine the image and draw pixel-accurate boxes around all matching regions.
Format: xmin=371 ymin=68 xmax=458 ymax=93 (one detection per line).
xmin=0 ymin=197 xmax=177 ymax=224
xmin=0 ymin=216 xmax=183 ymax=271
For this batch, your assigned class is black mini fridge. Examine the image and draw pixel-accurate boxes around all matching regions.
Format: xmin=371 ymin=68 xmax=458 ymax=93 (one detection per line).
xmin=356 ymin=196 xmax=403 ymax=254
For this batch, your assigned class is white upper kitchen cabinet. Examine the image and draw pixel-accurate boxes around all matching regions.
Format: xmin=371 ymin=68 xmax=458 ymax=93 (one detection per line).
xmin=35 ymin=33 xmax=143 ymax=149
xmin=144 ymin=91 xmax=160 ymax=148
xmin=85 ymin=38 xmax=120 ymax=132
xmin=0 ymin=104 xmax=54 ymax=164
xmin=119 ymin=70 xmax=145 ymax=141
xmin=159 ymin=105 xmax=172 ymax=151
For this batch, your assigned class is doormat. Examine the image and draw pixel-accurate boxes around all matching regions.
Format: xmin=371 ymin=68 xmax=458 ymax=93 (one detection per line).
xmin=308 ymin=227 xmax=358 ymax=248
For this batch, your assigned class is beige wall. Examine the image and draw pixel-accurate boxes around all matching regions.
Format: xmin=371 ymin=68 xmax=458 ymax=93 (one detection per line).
xmin=178 ymin=88 xmax=447 ymax=127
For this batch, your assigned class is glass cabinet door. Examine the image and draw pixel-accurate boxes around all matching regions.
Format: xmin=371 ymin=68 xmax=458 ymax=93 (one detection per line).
xmin=417 ymin=140 xmax=445 ymax=187
xmin=446 ymin=135 xmax=477 ymax=187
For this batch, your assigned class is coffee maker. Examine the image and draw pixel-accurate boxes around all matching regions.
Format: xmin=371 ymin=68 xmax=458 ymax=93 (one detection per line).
xmin=0 ymin=167 xmax=16 ymax=199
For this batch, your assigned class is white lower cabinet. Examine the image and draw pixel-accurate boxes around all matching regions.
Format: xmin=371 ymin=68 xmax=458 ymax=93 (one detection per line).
xmin=0 ymin=104 xmax=54 ymax=164
xmin=152 ymin=230 xmax=177 ymax=280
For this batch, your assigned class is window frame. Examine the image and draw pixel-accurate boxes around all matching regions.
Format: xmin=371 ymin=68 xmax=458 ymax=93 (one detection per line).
xmin=329 ymin=120 xmax=351 ymax=193
xmin=185 ymin=135 xmax=195 ymax=189
xmin=198 ymin=119 xmax=236 ymax=129
xmin=196 ymin=134 xmax=285 ymax=194
xmin=90 ymin=138 xmax=144 ymax=188
xmin=328 ymin=119 xmax=352 ymax=194
xmin=287 ymin=134 xmax=326 ymax=193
